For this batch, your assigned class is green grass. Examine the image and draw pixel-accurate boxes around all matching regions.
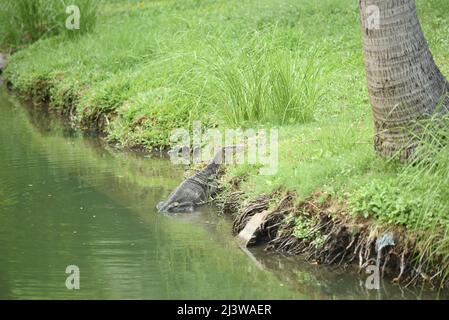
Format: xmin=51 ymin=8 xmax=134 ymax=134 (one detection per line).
xmin=3 ymin=0 xmax=449 ymax=282
xmin=0 ymin=0 xmax=98 ymax=51
xmin=4 ymin=0 xmax=362 ymax=149
xmin=348 ymin=114 xmax=449 ymax=277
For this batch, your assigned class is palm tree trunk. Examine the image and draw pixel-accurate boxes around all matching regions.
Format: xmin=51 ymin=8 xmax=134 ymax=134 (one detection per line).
xmin=359 ymin=0 xmax=449 ymax=160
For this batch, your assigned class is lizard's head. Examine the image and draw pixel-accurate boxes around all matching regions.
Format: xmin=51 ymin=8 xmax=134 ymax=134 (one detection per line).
xmin=211 ymin=145 xmax=245 ymax=165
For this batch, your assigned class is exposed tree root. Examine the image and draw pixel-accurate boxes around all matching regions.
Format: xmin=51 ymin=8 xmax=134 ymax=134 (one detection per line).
xmin=218 ymin=187 xmax=449 ymax=288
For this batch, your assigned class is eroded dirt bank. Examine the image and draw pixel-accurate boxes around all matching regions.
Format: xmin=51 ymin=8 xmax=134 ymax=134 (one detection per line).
xmin=216 ymin=177 xmax=449 ymax=289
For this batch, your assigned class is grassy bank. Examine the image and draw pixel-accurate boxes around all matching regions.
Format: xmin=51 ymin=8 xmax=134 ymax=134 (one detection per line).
xmin=3 ymin=0 xmax=449 ymax=287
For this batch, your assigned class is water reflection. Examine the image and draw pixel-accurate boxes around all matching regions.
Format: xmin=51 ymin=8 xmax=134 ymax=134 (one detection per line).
xmin=0 ymin=90 xmax=302 ymax=299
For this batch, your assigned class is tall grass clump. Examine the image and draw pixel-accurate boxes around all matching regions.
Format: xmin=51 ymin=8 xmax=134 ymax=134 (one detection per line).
xmin=0 ymin=0 xmax=98 ymax=51
xmin=213 ymin=47 xmax=324 ymax=127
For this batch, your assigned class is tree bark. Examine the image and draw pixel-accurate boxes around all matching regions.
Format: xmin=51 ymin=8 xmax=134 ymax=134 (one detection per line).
xmin=359 ymin=0 xmax=449 ymax=160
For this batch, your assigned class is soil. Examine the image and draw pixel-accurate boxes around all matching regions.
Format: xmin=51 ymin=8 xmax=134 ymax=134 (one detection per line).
xmin=216 ymin=178 xmax=448 ymax=289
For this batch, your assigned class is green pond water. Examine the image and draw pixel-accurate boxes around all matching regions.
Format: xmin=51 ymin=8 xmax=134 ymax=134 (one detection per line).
xmin=0 ymin=88 xmax=445 ymax=299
